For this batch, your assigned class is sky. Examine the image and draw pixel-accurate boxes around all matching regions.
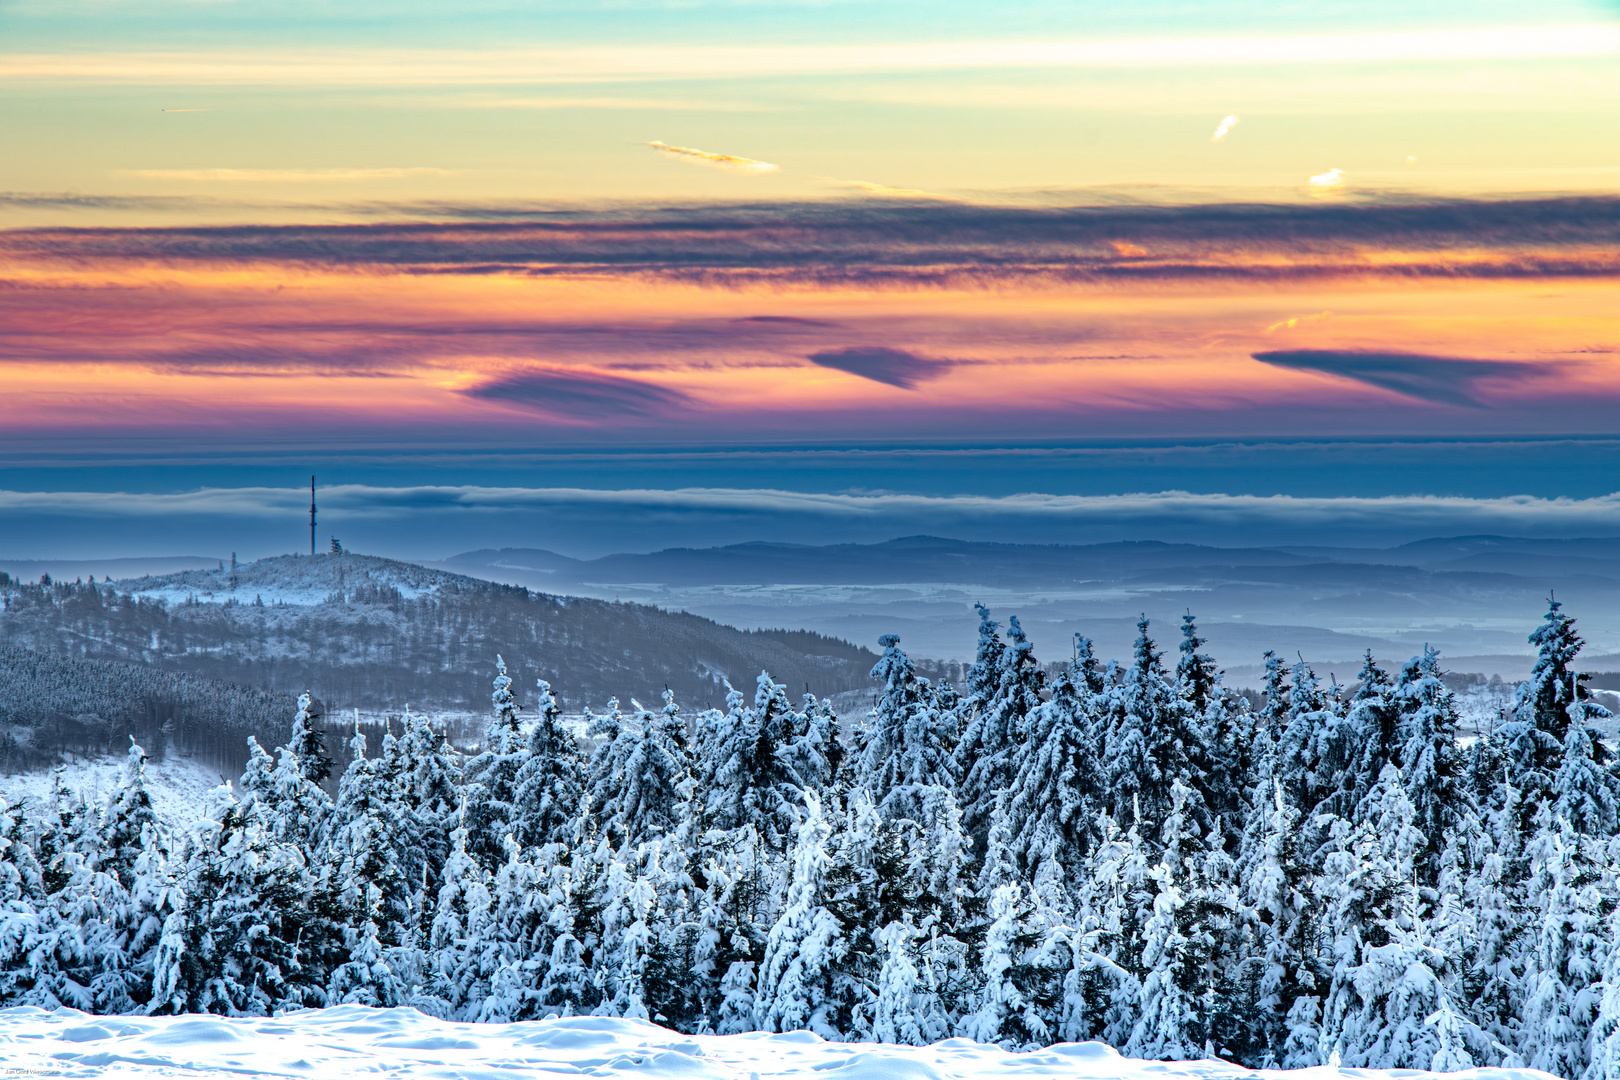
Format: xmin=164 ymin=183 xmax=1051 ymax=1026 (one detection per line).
xmin=0 ymin=0 xmax=1617 ymax=559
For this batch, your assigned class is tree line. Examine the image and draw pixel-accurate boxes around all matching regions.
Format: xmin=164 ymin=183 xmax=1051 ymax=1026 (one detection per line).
xmin=1 ymin=599 xmax=1618 ymax=1078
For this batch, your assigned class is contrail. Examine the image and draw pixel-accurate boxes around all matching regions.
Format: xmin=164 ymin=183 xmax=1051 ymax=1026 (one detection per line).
xmin=1211 ymin=114 xmax=1238 ymax=140
xmin=646 ymin=140 xmax=778 ymax=173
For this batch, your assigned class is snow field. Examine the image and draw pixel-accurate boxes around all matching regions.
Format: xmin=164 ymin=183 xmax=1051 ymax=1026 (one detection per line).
xmin=0 ymin=1005 xmax=1562 ymax=1080
xmin=1 ymin=752 xmax=223 ymax=825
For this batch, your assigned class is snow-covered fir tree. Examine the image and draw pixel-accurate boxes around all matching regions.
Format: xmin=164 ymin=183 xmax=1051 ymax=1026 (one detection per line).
xmin=701 ymin=673 xmax=808 ymax=854
xmin=856 ymin=634 xmax=957 ymax=824
xmin=755 ymin=791 xmax=849 ymax=1038
xmin=1 ymin=600 xmax=1617 ymax=1080
xmin=1106 ymin=617 xmax=1208 ymax=835
xmin=463 ymin=657 xmax=529 ymax=871
xmin=511 ymin=679 xmax=582 ymax=850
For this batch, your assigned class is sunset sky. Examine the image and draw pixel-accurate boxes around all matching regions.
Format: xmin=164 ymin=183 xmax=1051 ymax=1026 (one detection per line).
xmin=1 ymin=0 xmax=1617 ymax=558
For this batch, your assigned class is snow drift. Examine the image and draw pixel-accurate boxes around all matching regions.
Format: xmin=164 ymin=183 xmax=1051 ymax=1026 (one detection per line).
xmin=0 ymin=1005 xmax=1562 ymax=1080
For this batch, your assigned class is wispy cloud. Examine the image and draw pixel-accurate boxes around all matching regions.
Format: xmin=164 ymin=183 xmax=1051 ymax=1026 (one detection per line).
xmin=808 ymin=347 xmax=948 ymax=390
xmin=1211 ymin=114 xmax=1239 ymax=141
xmin=1252 ymin=349 xmax=1549 ymax=406
xmin=646 ymin=141 xmax=777 ymax=174
xmin=4 ymin=26 xmax=1617 ymax=86
xmin=462 ymin=368 xmax=693 ymax=422
xmin=6 ymin=195 xmax=1611 ymax=286
xmin=819 ymin=177 xmax=959 ymax=202
xmin=471 ymin=97 xmax=768 ymax=112
xmin=120 ymin=167 xmax=454 ymax=183
xmin=1263 ymin=311 xmax=1333 ymax=334
xmin=731 ymin=315 xmax=840 ymax=329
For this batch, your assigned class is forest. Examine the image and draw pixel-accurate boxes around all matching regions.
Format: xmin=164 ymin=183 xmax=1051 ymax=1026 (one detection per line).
xmin=1 ymin=598 xmax=1617 ymax=1079
xmin=0 ymin=645 xmax=296 ymax=776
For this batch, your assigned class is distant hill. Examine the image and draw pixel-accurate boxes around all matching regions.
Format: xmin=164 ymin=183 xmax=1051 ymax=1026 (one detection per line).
xmin=439 ymin=535 xmax=1620 ymax=670
xmin=438 ymin=536 xmax=1320 ymax=588
xmin=443 ymin=534 xmax=1620 ymax=590
xmin=0 ymin=553 xmax=899 ymax=720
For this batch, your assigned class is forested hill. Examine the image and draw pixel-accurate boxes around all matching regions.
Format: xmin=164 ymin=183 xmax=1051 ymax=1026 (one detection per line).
xmin=0 ymin=553 xmax=894 ymax=717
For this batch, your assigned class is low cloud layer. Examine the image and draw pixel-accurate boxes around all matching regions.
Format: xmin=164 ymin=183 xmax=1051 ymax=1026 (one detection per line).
xmin=9 ymin=483 xmax=1620 ymax=561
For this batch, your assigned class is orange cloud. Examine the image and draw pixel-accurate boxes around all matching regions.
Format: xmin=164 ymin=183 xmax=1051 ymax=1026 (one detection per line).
xmin=0 ymin=198 xmax=1614 ymax=441
xmin=646 ymin=141 xmax=778 ymax=173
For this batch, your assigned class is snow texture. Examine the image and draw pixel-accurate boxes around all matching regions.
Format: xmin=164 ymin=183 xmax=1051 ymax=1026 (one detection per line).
xmin=1 ymin=751 xmax=222 ymax=825
xmin=0 ymin=1005 xmax=1564 ymax=1080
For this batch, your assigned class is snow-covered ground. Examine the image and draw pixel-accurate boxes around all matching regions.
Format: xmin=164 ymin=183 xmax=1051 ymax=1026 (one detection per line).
xmin=0 ymin=751 xmax=224 ymax=822
xmin=0 ymin=1005 xmax=1556 ymax=1080
xmin=118 ymin=553 xmax=460 ymax=607
xmin=1452 ymin=682 xmax=1620 ymax=742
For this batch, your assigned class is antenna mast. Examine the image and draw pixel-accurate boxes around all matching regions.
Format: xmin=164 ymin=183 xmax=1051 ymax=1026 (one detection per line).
xmin=310 ymin=476 xmax=317 ymax=556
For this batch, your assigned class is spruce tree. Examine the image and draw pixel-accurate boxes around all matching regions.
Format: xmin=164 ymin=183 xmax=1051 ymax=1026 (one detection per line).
xmin=1519 ymin=814 xmax=1608 ymax=1079
xmin=1392 ymin=647 xmax=1469 ymax=883
xmin=857 ymin=634 xmax=957 ymax=824
xmin=1175 ymin=613 xmax=1220 ymax=714
xmin=688 ymin=821 xmax=771 ymax=1033
xmin=788 ymin=691 xmax=845 ymax=799
xmin=1334 ymin=883 xmax=1480 ymax=1069
xmin=464 ymin=656 xmax=529 ymax=871
xmin=755 ymin=791 xmax=849 ymax=1037
xmin=961 ymin=882 xmax=1048 ymax=1048
xmin=1501 ymin=596 xmax=1602 ymax=829
xmin=957 ymin=614 xmax=1044 ymax=852
xmin=1584 ymin=901 xmax=1620 ymax=1080
xmin=0 ymin=796 xmax=45 ymax=1003
xmin=157 ymin=782 xmax=320 ymax=1015
xmin=1002 ymin=659 xmax=1103 ymax=904
xmin=1106 ymin=617 xmax=1207 ymax=834
xmin=103 ymin=737 xmax=161 ymax=892
xmin=594 ymin=700 xmax=691 ymax=851
xmin=1321 ymin=652 xmax=1398 ymax=824
xmin=269 ymin=692 xmax=335 ymax=856
xmin=1274 ymin=660 xmax=1338 ymax=824
xmin=704 ymin=673 xmax=807 ymax=853
xmin=512 ymin=679 xmax=582 ymax=850
xmin=396 ymin=707 xmax=461 ymax=939
xmin=428 ymin=804 xmax=497 ymax=1018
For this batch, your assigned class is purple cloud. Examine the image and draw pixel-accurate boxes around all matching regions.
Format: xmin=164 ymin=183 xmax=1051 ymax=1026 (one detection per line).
xmin=1252 ymin=349 xmax=1548 ymax=407
xmin=463 ymin=368 xmax=692 ymax=420
xmin=808 ymin=346 xmax=947 ymax=389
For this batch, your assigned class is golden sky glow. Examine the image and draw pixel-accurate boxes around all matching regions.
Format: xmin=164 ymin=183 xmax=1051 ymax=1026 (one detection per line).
xmin=1 ymin=213 xmax=1613 ymax=441
xmin=0 ymin=0 xmax=1615 ymax=451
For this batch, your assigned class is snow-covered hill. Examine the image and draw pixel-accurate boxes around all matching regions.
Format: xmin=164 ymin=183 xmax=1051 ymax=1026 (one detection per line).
xmin=0 ymin=1005 xmax=1556 ymax=1080
xmin=0 ymin=553 xmax=891 ymax=725
xmin=122 ymin=552 xmax=467 ymax=607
